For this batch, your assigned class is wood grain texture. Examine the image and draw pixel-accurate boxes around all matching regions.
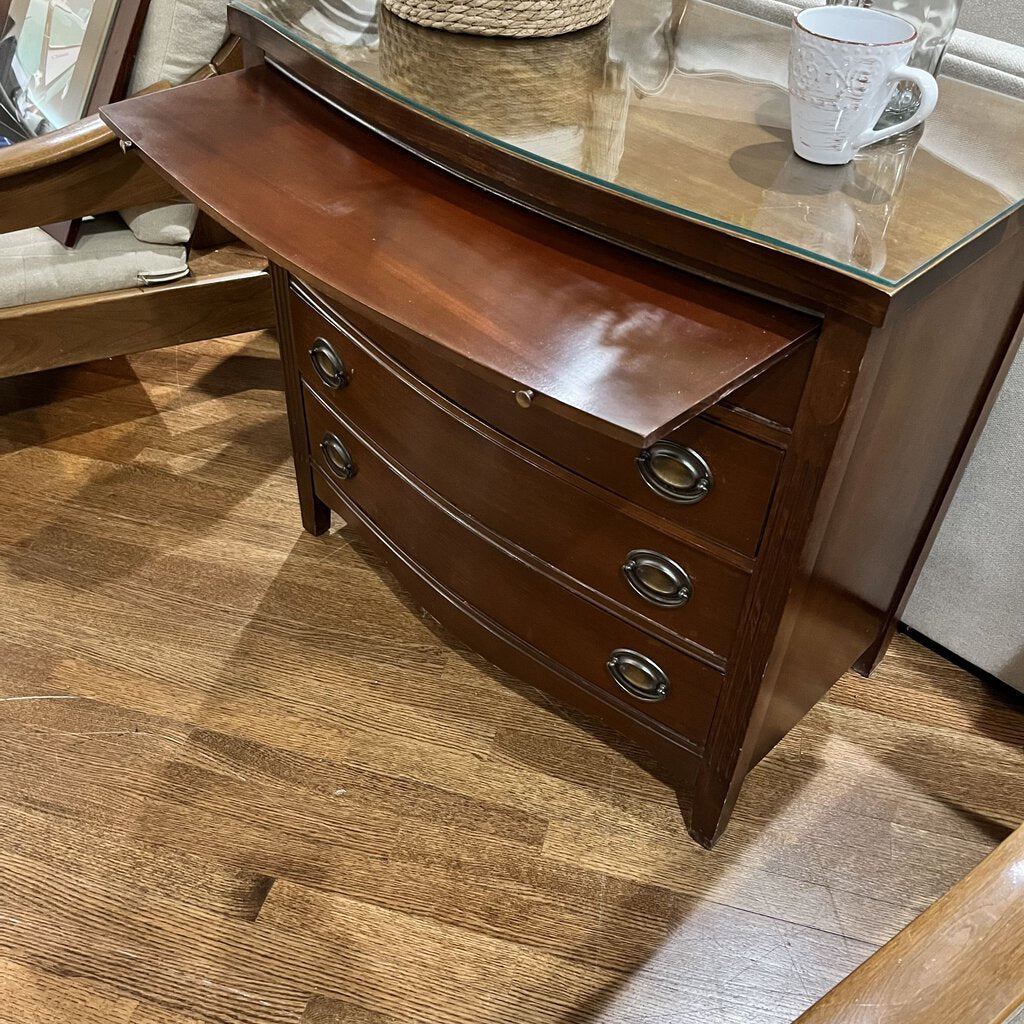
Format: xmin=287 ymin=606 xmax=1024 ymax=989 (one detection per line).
xmin=289 ymin=288 xmax=750 ymax=663
xmin=289 ymin=283 xmax=787 ymax=560
xmin=797 ymin=824 xmax=1024 ymax=1024
xmin=303 ymin=406 xmax=723 ymax=750
xmin=224 ymin=6 xmax=1024 ymax=325
xmin=690 ymin=311 xmax=874 ymax=845
xmin=753 ymin=218 xmax=1024 ymax=768
xmin=99 ymin=65 xmax=818 ymax=450
xmin=0 ymin=247 xmax=273 ymax=379
xmin=224 ymin=8 xmax=886 ymax=324
xmin=0 ymin=141 xmax=178 ymax=234
xmin=0 ymin=114 xmax=116 ymax=178
xmin=0 ymin=333 xmax=1022 ymax=1023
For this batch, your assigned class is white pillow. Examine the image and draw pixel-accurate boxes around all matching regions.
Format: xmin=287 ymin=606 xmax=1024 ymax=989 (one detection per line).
xmin=129 ymin=0 xmax=230 ymax=91
xmin=118 ymin=0 xmax=229 ymax=244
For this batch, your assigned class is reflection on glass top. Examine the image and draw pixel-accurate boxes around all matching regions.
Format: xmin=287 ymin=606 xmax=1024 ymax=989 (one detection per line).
xmin=232 ymin=0 xmax=1024 ymax=288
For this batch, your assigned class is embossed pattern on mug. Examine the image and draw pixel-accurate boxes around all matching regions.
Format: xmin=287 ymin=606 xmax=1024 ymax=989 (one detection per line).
xmin=789 ymin=36 xmax=887 ymax=158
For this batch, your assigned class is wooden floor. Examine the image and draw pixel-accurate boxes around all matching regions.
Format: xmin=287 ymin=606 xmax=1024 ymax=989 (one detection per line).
xmin=1 ymin=331 xmax=1022 ymax=1024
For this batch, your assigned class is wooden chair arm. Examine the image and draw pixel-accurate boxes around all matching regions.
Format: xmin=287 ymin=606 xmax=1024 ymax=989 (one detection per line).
xmin=796 ymin=823 xmax=1024 ymax=1024
xmin=0 ymin=139 xmax=179 ymax=234
xmin=0 ymin=114 xmax=115 ymax=179
xmin=0 ymin=37 xmax=244 ymax=232
xmin=0 ymin=79 xmax=173 ymax=185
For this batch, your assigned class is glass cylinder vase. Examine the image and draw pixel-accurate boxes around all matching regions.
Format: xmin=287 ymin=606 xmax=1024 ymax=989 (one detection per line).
xmin=825 ymin=0 xmax=963 ymax=123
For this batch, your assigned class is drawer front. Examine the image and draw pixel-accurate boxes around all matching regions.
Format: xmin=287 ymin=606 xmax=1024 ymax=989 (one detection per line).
xmin=291 ymin=285 xmax=784 ymax=557
xmin=306 ymin=409 xmax=724 ymax=749
xmin=297 ymin=311 xmax=751 ymax=662
xmin=723 ymin=340 xmax=814 ymax=430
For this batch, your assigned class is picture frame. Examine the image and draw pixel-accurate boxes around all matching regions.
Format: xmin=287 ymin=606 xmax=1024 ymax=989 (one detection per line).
xmin=0 ymin=0 xmax=150 ymax=244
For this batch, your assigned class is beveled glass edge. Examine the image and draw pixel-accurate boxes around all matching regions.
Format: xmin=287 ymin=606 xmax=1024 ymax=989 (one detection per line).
xmin=231 ymin=0 xmax=1024 ymax=290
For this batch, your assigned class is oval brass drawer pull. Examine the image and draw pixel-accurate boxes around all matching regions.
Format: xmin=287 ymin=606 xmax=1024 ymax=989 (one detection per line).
xmin=310 ymin=337 xmax=349 ymax=390
xmin=607 ymin=649 xmax=671 ymax=703
xmin=623 ymin=549 xmax=693 ymax=608
xmin=636 ymin=441 xmax=713 ymax=504
xmin=320 ymin=432 xmax=357 ymax=480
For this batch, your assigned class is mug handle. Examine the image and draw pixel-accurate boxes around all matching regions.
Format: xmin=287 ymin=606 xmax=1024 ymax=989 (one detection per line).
xmin=855 ymin=66 xmax=939 ymax=150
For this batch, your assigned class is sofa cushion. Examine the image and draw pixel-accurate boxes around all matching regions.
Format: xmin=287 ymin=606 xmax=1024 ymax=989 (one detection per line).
xmin=0 ymin=215 xmax=188 ymax=309
xmin=904 ymin=336 xmax=1024 ymax=690
xmin=957 ymin=0 xmax=1024 ymax=45
xmin=118 ymin=0 xmax=230 ymax=245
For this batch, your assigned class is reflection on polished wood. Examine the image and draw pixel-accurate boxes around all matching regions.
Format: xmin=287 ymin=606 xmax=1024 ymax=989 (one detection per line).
xmin=1 ymin=333 xmax=1022 ymax=1023
xmin=236 ymin=0 xmax=1024 ymax=291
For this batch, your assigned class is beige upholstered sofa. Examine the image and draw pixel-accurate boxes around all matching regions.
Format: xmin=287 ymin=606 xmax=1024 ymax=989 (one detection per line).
xmin=900 ymin=3 xmax=1024 ymax=694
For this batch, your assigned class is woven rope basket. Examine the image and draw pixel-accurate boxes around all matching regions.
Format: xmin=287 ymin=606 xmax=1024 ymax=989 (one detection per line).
xmin=381 ymin=0 xmax=613 ymax=37
xmin=379 ymin=8 xmax=608 ymax=135
xmin=378 ymin=8 xmax=627 ymax=178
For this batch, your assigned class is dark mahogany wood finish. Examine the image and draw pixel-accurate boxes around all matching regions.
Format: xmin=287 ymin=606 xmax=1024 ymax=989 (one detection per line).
xmin=100 ymin=43 xmax=1024 ymax=847
xmin=305 ymin=393 xmax=726 ymax=750
xmin=290 ymin=289 xmax=751 ymax=663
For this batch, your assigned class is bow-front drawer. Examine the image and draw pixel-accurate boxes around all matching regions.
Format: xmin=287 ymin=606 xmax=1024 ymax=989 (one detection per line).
xmin=305 ymin=392 xmax=725 ymax=751
xmin=294 ymin=294 xmax=752 ymax=662
xmin=290 ymin=283 xmax=788 ymax=559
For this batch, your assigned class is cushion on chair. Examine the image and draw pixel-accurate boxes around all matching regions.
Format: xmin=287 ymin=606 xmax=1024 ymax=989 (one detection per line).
xmin=0 ymin=215 xmax=188 ymax=309
xmin=117 ymin=0 xmax=230 ymax=245
xmin=127 ymin=0 xmax=230 ymax=92
xmin=118 ymin=202 xmax=199 ymax=245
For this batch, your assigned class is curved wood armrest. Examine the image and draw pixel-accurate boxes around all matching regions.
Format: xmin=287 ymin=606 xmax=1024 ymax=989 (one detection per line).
xmin=0 ymin=81 xmax=171 ymax=183
xmin=0 ymin=34 xmax=241 ymax=182
xmin=797 ymin=822 xmax=1024 ymax=1024
xmin=0 ymin=114 xmax=115 ymax=179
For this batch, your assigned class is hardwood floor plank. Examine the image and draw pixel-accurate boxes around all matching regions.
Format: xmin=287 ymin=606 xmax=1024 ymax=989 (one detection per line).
xmin=258 ymin=879 xmax=873 ymax=1024
xmin=1 ymin=334 xmax=1021 ymax=1024
xmin=302 ymin=996 xmax=402 ymax=1024
xmin=0 ymin=851 xmax=318 ymax=1024
xmin=1 ymin=799 xmax=276 ymax=923
xmin=128 ymin=1007 xmax=207 ymax=1024
xmin=0 ymin=959 xmax=138 ymax=1024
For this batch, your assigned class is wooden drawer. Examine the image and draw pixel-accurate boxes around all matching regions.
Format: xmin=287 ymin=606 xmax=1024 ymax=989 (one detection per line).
xmin=296 ymin=311 xmax=751 ymax=662
xmin=291 ymin=285 xmax=785 ymax=558
xmin=723 ymin=339 xmax=814 ymax=430
xmin=306 ymin=409 xmax=725 ymax=750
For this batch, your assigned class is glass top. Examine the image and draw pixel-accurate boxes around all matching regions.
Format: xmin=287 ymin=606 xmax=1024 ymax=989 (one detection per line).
xmin=232 ymin=0 xmax=1024 ymax=288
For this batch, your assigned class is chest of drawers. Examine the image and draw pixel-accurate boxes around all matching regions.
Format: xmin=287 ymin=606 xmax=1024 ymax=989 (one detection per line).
xmin=286 ymin=266 xmax=811 ymax=779
xmin=100 ymin=17 xmax=1024 ymax=846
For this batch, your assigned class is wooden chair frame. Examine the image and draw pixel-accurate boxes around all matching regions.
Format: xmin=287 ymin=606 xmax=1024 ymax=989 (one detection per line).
xmin=797 ymin=822 xmax=1024 ymax=1023
xmin=0 ymin=38 xmax=274 ymax=378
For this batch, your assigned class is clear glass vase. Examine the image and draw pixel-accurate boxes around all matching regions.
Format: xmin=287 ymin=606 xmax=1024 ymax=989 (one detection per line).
xmin=825 ymin=0 xmax=964 ymax=123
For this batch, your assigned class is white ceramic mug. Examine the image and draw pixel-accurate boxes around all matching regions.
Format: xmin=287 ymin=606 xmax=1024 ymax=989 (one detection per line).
xmin=788 ymin=6 xmax=939 ymax=165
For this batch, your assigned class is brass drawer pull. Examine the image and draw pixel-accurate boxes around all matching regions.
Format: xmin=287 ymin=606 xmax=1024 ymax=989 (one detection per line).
xmin=607 ymin=649 xmax=670 ymax=703
xmin=309 ymin=337 xmax=349 ymax=390
xmin=320 ymin=432 xmax=357 ymax=480
xmin=636 ymin=442 xmax=713 ymax=504
xmin=623 ymin=549 xmax=693 ymax=608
